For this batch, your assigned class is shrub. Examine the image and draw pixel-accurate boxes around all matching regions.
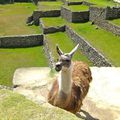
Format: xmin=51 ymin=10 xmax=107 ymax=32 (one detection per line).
xmin=0 ymin=0 xmax=14 ymax=4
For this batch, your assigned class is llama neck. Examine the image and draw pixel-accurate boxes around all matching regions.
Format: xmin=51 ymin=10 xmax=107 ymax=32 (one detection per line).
xmin=58 ymin=63 xmax=73 ymax=95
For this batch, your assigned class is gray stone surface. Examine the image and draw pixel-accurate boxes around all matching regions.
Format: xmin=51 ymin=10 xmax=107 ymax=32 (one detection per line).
xmin=13 ymin=67 xmax=120 ymax=120
xmin=61 ymin=6 xmax=89 ymax=23
xmin=0 ymin=34 xmax=43 ymax=48
xmin=90 ymin=6 xmax=120 ymax=21
xmin=66 ymin=26 xmax=112 ymax=67
xmin=61 ymin=6 xmax=72 ymax=22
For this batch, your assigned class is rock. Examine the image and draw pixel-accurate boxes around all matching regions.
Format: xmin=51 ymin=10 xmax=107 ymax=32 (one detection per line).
xmin=13 ymin=67 xmax=120 ymax=120
xmin=26 ymin=16 xmax=33 ymax=26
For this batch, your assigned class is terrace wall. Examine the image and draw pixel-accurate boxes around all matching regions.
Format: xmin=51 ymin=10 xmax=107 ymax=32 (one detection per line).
xmin=32 ymin=10 xmax=60 ymax=25
xmin=90 ymin=6 xmax=120 ymax=21
xmin=43 ymin=37 xmax=54 ymax=68
xmin=61 ymin=6 xmax=72 ymax=22
xmin=0 ymin=34 xmax=43 ymax=48
xmin=40 ymin=23 xmax=65 ymax=34
xmin=66 ymin=26 xmax=112 ymax=67
xmin=94 ymin=20 xmax=120 ymax=36
xmin=61 ymin=6 xmax=89 ymax=22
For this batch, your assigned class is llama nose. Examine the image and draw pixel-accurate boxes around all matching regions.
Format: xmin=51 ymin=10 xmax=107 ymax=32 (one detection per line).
xmin=55 ymin=63 xmax=62 ymax=72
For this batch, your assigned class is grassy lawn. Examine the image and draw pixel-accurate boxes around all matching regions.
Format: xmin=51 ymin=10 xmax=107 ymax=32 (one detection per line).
xmin=45 ymin=32 xmax=93 ymax=65
xmin=0 ymin=3 xmax=41 ymax=36
xmin=67 ymin=0 xmax=83 ymax=2
xmin=0 ymin=90 xmax=81 ymax=120
xmin=110 ymin=18 xmax=120 ymax=26
xmin=40 ymin=17 xmax=65 ymax=27
xmin=38 ymin=1 xmax=63 ymax=11
xmin=67 ymin=5 xmax=89 ymax=11
xmin=87 ymin=0 xmax=120 ymax=7
xmin=0 ymin=46 xmax=48 ymax=87
xmin=69 ymin=22 xmax=120 ymax=66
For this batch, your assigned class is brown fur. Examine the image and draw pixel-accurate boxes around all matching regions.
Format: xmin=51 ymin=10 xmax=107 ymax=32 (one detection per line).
xmin=48 ymin=61 xmax=92 ymax=114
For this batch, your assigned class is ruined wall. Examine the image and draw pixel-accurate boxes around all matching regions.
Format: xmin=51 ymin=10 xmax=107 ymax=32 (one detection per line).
xmin=66 ymin=26 xmax=112 ymax=67
xmin=0 ymin=34 xmax=43 ymax=48
xmin=33 ymin=10 xmax=60 ymax=25
xmin=90 ymin=6 xmax=120 ymax=21
xmin=61 ymin=6 xmax=89 ymax=23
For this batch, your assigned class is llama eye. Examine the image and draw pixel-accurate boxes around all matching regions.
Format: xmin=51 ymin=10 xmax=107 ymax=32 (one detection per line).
xmin=66 ymin=60 xmax=70 ymax=62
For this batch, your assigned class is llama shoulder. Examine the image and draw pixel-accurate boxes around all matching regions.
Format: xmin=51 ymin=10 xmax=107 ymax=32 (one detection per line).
xmin=72 ymin=61 xmax=92 ymax=83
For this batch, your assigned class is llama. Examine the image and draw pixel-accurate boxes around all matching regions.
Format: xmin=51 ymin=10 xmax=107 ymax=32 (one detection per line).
xmin=48 ymin=44 xmax=92 ymax=114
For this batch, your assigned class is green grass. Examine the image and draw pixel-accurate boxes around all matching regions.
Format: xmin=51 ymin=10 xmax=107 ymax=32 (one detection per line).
xmin=110 ymin=18 xmax=120 ymax=26
xmin=38 ymin=1 xmax=63 ymax=11
xmin=67 ymin=5 xmax=89 ymax=11
xmin=41 ymin=17 xmax=65 ymax=27
xmin=0 ymin=3 xmax=41 ymax=36
xmin=45 ymin=32 xmax=93 ymax=65
xmin=0 ymin=46 xmax=48 ymax=87
xmin=67 ymin=0 xmax=83 ymax=2
xmin=69 ymin=22 xmax=120 ymax=66
xmin=87 ymin=0 xmax=120 ymax=7
xmin=0 ymin=90 xmax=81 ymax=120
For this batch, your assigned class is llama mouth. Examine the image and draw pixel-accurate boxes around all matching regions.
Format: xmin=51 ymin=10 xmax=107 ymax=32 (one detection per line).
xmin=55 ymin=66 xmax=61 ymax=72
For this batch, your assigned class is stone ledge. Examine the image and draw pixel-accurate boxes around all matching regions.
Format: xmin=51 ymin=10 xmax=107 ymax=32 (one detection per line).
xmin=32 ymin=10 xmax=61 ymax=25
xmin=40 ymin=19 xmax=65 ymax=34
xmin=66 ymin=26 xmax=112 ymax=67
xmin=0 ymin=34 xmax=43 ymax=48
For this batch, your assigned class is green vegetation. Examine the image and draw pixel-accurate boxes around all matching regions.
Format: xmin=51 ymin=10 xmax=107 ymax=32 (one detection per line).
xmin=0 ymin=90 xmax=81 ymax=120
xmin=67 ymin=0 xmax=83 ymax=2
xmin=69 ymin=22 xmax=120 ymax=66
xmin=0 ymin=3 xmax=41 ymax=36
xmin=87 ymin=0 xmax=120 ymax=7
xmin=110 ymin=18 xmax=120 ymax=26
xmin=0 ymin=46 xmax=48 ymax=86
xmin=45 ymin=32 xmax=93 ymax=65
xmin=41 ymin=17 xmax=65 ymax=27
xmin=38 ymin=1 xmax=63 ymax=11
xmin=67 ymin=5 xmax=89 ymax=11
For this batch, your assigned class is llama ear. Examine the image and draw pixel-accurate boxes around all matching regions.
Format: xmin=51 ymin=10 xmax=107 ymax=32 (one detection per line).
xmin=56 ymin=44 xmax=63 ymax=56
xmin=69 ymin=44 xmax=79 ymax=57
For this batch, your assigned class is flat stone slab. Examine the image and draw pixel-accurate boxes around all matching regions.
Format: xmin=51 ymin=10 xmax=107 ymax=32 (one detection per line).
xmin=13 ymin=67 xmax=120 ymax=120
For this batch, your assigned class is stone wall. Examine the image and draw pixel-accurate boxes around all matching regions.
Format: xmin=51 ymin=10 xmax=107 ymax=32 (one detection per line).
xmin=106 ymin=7 xmax=120 ymax=20
xmin=89 ymin=6 xmax=107 ymax=21
xmin=72 ymin=11 xmax=89 ymax=22
xmin=66 ymin=26 xmax=112 ymax=67
xmin=0 ymin=34 xmax=43 ymax=48
xmin=61 ymin=6 xmax=89 ymax=23
xmin=33 ymin=10 xmax=60 ymax=25
xmin=43 ymin=37 xmax=55 ymax=68
xmin=40 ymin=20 xmax=65 ymax=34
xmin=61 ymin=6 xmax=72 ymax=22
xmin=90 ymin=6 xmax=120 ymax=21
xmin=94 ymin=20 xmax=120 ymax=36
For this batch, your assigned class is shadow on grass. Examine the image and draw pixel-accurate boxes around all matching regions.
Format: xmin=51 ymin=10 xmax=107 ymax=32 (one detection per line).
xmin=76 ymin=109 xmax=99 ymax=120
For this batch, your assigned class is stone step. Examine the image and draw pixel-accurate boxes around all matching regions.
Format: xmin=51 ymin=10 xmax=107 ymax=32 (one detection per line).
xmin=40 ymin=17 xmax=65 ymax=34
xmin=13 ymin=67 xmax=120 ymax=120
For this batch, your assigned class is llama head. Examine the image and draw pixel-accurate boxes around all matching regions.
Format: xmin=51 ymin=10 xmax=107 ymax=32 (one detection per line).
xmin=55 ymin=44 xmax=79 ymax=72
